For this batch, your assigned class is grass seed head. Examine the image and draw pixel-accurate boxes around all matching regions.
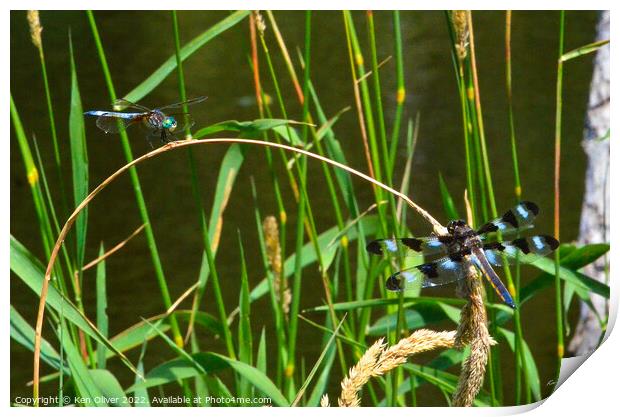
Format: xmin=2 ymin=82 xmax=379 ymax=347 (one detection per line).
xmin=27 ymin=10 xmax=43 ymax=50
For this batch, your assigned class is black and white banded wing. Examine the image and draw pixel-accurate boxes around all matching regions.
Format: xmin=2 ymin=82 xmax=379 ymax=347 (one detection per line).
xmin=366 ymin=237 xmax=452 ymax=261
xmin=477 ymin=201 xmax=540 ymax=236
xmin=385 ymin=257 xmax=469 ymax=292
xmin=481 ymin=235 xmax=559 ymax=267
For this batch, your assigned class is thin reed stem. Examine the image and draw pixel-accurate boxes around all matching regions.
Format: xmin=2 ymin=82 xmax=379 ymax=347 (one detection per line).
xmin=553 ymin=10 xmax=566 ymax=372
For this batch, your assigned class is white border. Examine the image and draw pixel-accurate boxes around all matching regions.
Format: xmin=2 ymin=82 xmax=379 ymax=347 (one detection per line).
xmin=5 ymin=3 xmax=616 ymax=416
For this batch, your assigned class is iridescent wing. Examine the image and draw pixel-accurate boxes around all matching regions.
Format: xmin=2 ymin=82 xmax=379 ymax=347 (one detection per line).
xmin=113 ymin=99 xmax=152 ymax=112
xmin=477 ymin=201 xmax=540 ymax=237
xmin=385 ymin=257 xmax=469 ymax=292
xmin=366 ymin=236 xmax=453 ymax=262
xmin=84 ymin=111 xmax=145 ymax=134
xmin=481 ymin=235 xmax=559 ymax=266
xmin=156 ymin=96 xmax=208 ymax=111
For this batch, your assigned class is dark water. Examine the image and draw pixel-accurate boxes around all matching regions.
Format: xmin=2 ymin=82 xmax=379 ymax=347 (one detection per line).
xmin=10 ymin=10 xmax=598 ymax=405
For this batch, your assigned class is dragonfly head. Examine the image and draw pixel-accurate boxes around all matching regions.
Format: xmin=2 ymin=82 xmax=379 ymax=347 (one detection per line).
xmin=162 ymin=116 xmax=177 ymax=131
xmin=447 ymin=219 xmax=468 ymax=236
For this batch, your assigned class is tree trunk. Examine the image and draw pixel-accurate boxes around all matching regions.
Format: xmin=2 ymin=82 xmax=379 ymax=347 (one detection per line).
xmin=567 ymin=10 xmax=610 ymax=356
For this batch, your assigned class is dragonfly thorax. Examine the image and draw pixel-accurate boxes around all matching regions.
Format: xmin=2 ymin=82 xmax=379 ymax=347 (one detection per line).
xmin=146 ymin=110 xmax=176 ymax=131
xmin=446 ymin=220 xmax=482 ymax=256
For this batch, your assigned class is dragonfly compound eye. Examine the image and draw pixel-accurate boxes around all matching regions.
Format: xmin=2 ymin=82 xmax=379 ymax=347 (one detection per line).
xmin=163 ymin=117 xmax=177 ymax=131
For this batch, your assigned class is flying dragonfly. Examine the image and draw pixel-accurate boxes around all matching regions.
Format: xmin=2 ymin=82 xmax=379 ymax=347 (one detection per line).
xmin=84 ymin=96 xmax=207 ymax=145
xmin=366 ymin=201 xmax=559 ymax=308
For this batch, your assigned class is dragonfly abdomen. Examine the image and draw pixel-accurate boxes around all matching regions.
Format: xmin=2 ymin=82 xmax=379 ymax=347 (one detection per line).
xmin=83 ymin=110 xmax=143 ymax=119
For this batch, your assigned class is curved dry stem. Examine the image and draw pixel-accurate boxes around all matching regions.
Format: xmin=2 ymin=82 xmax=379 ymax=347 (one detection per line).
xmin=33 ymin=137 xmax=443 ymax=400
xmin=339 ymin=329 xmax=456 ymax=407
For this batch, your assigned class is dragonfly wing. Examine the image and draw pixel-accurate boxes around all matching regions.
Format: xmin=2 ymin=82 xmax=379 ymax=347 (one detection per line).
xmin=367 ymin=237 xmax=451 ymax=261
xmin=482 ymin=235 xmax=559 ymax=266
xmin=113 ymin=98 xmax=152 ymax=112
xmin=156 ymin=96 xmax=208 ymax=111
xmin=84 ymin=111 xmax=143 ymax=134
xmin=385 ymin=257 xmax=468 ymax=292
xmin=477 ymin=201 xmax=539 ymax=236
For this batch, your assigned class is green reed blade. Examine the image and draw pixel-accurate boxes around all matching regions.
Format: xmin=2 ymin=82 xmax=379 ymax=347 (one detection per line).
xmin=438 ymin=172 xmax=460 ymax=220
xmin=57 ymin=319 xmax=105 ymax=406
xmin=553 ymin=10 xmax=566 ymax=376
xmin=89 ymin=369 xmax=129 ymax=406
xmin=128 ymin=351 xmax=288 ymax=406
xmin=124 ymin=11 xmax=250 ymax=103
xmin=291 ymin=315 xmax=346 ymax=406
xmin=498 ymin=328 xmax=541 ymax=401
xmin=10 ymin=305 xmax=65 ymax=372
xmin=10 ymin=95 xmax=54 ymax=256
xmin=504 ymin=11 xmax=529 ymax=404
xmin=27 ymin=11 xmax=69 ymax=218
xmin=250 ymin=179 xmax=286 ymax=385
xmin=256 ymin=327 xmax=267 ymax=375
xmin=237 ymin=232 xmax=253 ymax=397
xmin=10 ymin=236 xmax=138 ymax=377
xmin=388 ymin=10 xmax=406 ymax=170
xmin=95 ymin=244 xmax=108 ymax=369
xmin=561 ymin=39 xmax=609 ymax=62
xmin=366 ymin=11 xmax=390 ymax=184
xmin=68 ymin=34 xmax=89 ymax=272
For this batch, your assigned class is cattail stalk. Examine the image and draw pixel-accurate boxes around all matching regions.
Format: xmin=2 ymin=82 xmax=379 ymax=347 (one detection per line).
xmin=263 ymin=216 xmax=290 ymax=314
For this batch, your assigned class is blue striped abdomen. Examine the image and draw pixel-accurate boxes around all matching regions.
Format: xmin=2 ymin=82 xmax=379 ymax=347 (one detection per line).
xmin=83 ymin=111 xmax=143 ymax=119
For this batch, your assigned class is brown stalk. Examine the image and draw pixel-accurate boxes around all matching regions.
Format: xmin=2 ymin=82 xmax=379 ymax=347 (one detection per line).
xmin=33 ymin=137 xmax=443 ymax=399
xmin=343 ymin=13 xmax=375 ymax=180
xmin=265 ymin=10 xmax=305 ymax=104
xmin=249 ymin=12 xmax=263 ymax=109
xmin=79 ymin=224 xmax=146 ymax=274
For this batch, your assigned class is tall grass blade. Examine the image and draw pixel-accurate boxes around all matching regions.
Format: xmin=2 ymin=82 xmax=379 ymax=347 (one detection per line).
xmin=10 ymin=236 xmax=137 ymax=375
xmin=438 ymin=172 xmax=460 ymax=220
xmin=291 ymin=314 xmax=346 ymax=406
xmin=124 ymin=11 xmax=250 ymax=102
xmin=27 ymin=11 xmax=69 ymax=216
xmin=561 ymin=39 xmax=609 ymax=62
xmin=498 ymin=328 xmax=541 ymax=401
xmin=256 ymin=327 xmax=267 ymax=375
xmin=128 ymin=352 xmax=288 ymax=406
xmin=10 ymin=95 xmax=55 ymax=255
xmin=89 ymin=369 xmax=129 ymax=406
xmin=68 ymin=34 xmax=89 ymax=271
xmin=58 ymin=320 xmax=105 ymax=406
xmin=95 ymin=244 xmax=108 ymax=369
xmin=553 ymin=10 xmax=566 ymax=371
xmin=10 ymin=306 xmax=65 ymax=372
xmin=237 ymin=232 xmax=253 ymax=397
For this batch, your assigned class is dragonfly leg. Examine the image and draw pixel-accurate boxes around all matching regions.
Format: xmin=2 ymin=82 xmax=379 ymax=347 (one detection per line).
xmin=161 ymin=130 xmax=169 ymax=144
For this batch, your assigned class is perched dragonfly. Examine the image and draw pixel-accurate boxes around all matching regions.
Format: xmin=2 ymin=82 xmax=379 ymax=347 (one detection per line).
xmin=84 ymin=96 xmax=207 ymax=145
xmin=366 ymin=201 xmax=559 ymax=308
